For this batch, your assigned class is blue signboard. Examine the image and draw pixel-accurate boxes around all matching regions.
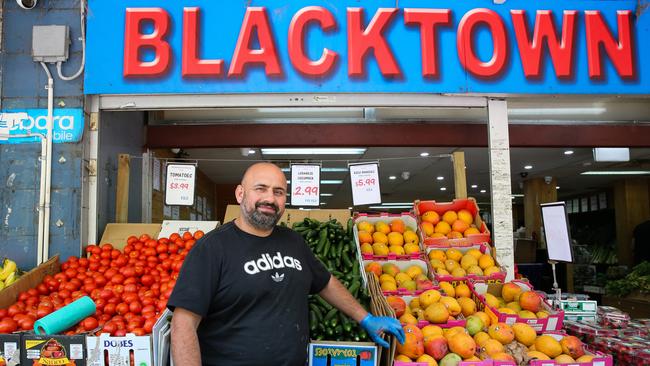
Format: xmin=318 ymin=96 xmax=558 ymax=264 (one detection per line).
xmin=0 ymin=109 xmax=84 ymax=144
xmin=85 ymin=0 xmax=650 ymax=95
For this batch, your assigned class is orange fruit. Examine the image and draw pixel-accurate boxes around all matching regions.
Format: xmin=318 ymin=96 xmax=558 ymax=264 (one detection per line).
xmin=372 ymin=231 xmax=388 ymax=244
xmin=434 ymin=222 xmax=451 ymax=235
xmin=447 ymin=231 xmax=463 ymax=239
xmin=457 ymin=209 xmax=473 ymax=225
xmin=451 ymin=220 xmax=469 ymax=233
xmin=421 ymin=222 xmax=434 ymax=236
xmin=357 ymin=221 xmax=374 ymax=233
xmin=390 ymin=219 xmax=406 ymax=233
xmin=464 ymin=227 xmax=480 ymax=236
xmin=421 ymin=211 xmax=440 ymax=224
xmin=388 ymin=232 xmax=405 ymax=246
xmin=358 ymin=231 xmax=373 ymax=244
xmin=442 ymin=211 xmax=458 ymax=225
xmin=375 ymin=221 xmax=391 ymax=234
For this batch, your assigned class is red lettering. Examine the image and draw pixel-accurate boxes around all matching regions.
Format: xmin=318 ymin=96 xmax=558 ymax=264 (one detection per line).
xmin=457 ymin=8 xmax=508 ymax=78
xmin=347 ymin=8 xmax=401 ymax=78
xmin=123 ymin=8 xmax=171 ymax=77
xmin=288 ymin=6 xmax=338 ymax=77
xmin=512 ymin=10 xmax=577 ymax=78
xmin=182 ymin=8 xmax=224 ymax=78
xmin=228 ymin=7 xmax=283 ymax=78
xmin=585 ymin=10 xmax=635 ymax=79
xmin=404 ymin=9 xmax=451 ymax=78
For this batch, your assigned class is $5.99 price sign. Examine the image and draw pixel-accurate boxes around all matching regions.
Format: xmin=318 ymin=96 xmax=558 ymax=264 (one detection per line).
xmin=165 ymin=164 xmax=196 ymax=206
xmin=349 ymin=162 xmax=381 ymax=206
xmin=291 ymin=164 xmax=320 ymax=207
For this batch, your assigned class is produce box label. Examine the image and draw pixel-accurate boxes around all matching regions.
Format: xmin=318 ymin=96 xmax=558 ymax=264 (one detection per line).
xmin=22 ymin=335 xmax=86 ymax=366
xmin=309 ymin=342 xmax=376 ymax=366
xmin=560 ymin=300 xmax=597 ymax=313
xmin=0 ymin=334 xmax=20 ymax=366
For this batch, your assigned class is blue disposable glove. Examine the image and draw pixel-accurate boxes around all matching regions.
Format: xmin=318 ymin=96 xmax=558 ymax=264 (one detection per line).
xmin=359 ymin=314 xmax=405 ymax=348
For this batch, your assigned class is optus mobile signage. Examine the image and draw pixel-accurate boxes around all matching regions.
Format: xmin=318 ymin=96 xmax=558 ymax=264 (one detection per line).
xmin=85 ymin=0 xmax=649 ymax=95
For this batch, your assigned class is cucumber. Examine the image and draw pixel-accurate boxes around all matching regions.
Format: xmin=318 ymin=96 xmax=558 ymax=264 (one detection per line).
xmin=315 ymin=296 xmax=333 ymax=310
xmin=324 ymin=308 xmax=338 ymax=322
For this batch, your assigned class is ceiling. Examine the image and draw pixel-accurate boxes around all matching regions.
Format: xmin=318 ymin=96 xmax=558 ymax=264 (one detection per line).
xmin=180 ymin=146 xmax=650 ymax=211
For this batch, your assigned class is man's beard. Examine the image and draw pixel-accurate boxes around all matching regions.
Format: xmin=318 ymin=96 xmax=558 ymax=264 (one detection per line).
xmin=242 ymin=197 xmax=282 ymax=231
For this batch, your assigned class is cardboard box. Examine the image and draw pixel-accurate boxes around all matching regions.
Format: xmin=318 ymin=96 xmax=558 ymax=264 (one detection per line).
xmin=22 ymin=334 xmax=86 ymax=366
xmin=0 ymin=255 xmax=59 ymax=309
xmin=414 ymin=198 xmax=491 ymax=247
xmin=353 ymin=213 xmax=422 ymax=261
xmin=309 ymin=341 xmax=377 ymax=366
xmin=560 ymin=300 xmax=598 ymax=313
xmin=224 ymin=205 xmax=351 ymax=228
xmin=99 ymin=223 xmax=161 ymax=249
xmin=0 ymin=334 xmax=21 ymax=366
xmin=86 ymin=333 xmax=152 ymax=366
xmin=470 ymin=281 xmax=564 ymax=333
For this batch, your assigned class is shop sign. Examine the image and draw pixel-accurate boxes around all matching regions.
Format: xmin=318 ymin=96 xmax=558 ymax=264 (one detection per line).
xmin=290 ymin=164 xmax=320 ymax=207
xmin=165 ymin=163 xmax=196 ymax=206
xmin=0 ymin=109 xmax=83 ymax=144
xmin=349 ymin=162 xmax=381 ymax=206
xmin=85 ymin=0 xmax=649 ymax=95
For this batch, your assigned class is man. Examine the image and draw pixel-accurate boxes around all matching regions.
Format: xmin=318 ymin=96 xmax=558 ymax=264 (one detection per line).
xmin=169 ymin=162 xmax=404 ymax=366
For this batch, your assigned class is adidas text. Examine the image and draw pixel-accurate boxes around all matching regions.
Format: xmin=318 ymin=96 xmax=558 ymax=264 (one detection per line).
xmin=244 ymin=252 xmax=302 ymax=275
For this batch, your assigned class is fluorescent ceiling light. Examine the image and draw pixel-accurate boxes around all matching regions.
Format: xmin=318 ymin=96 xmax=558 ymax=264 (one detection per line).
xmin=480 ymin=189 xmax=487 ymax=193
xmin=320 ymin=203 xmax=326 ymax=205
xmin=440 ymin=187 xmax=447 ymax=191
xmin=287 ymin=180 xmax=343 ymax=184
xmin=581 ymin=171 xmax=650 ymax=175
xmin=348 ymin=207 xmax=353 ymax=210
xmin=282 ymin=167 xmax=348 ymax=172
xmin=564 ymin=150 xmax=574 ymax=155
xmin=437 ymin=176 xmax=444 ymax=181
xmin=471 ymin=184 xmax=478 ymax=188
xmin=512 ymin=194 xmax=524 ymax=197
xmin=524 ymin=165 xmax=533 ymax=170
xmin=369 ymin=205 xmax=413 ymax=209
xmin=248 ymin=149 xmax=256 ymax=154
xmin=556 ymin=186 xmax=560 ymax=189
xmin=420 ymin=152 xmax=430 ymax=157
xmin=389 ymin=176 xmax=397 ymax=180
xmin=261 ymin=148 xmax=366 ymax=155
xmin=509 ymin=107 xmax=607 ymax=116
xmin=320 ymin=193 xmax=333 ymax=197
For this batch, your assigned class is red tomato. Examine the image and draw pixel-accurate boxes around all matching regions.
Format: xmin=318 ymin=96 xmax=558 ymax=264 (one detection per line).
xmin=82 ymin=317 xmax=99 ymax=331
xmin=193 ymin=230 xmax=204 ymax=240
xmin=116 ymin=303 xmax=129 ymax=315
xmin=155 ymin=243 xmax=168 ymax=254
xmin=143 ymin=318 xmax=157 ymax=333
xmin=103 ymin=303 xmax=116 ymax=316
xmin=0 ymin=318 xmax=19 ymax=333
xmin=169 ymin=233 xmax=180 ymax=242
xmin=138 ymin=234 xmax=151 ymax=243
xmin=101 ymin=321 xmax=116 ymax=334
xmin=127 ymin=235 xmax=139 ymax=245
xmin=101 ymin=243 xmax=114 ymax=252
xmin=114 ymin=329 xmax=127 ymax=337
xmin=78 ymin=257 xmax=89 ymax=268
xmin=110 ymin=274 xmax=125 ymax=285
xmin=182 ymin=232 xmax=193 ymax=241
xmin=128 ymin=301 xmax=142 ymax=314
xmin=85 ymin=244 xmax=98 ymax=255
xmin=184 ymin=240 xmax=196 ymax=251
xmin=0 ymin=309 xmax=7 ymax=318
xmin=19 ymin=317 xmax=35 ymax=331
xmin=140 ymin=275 xmax=154 ymax=287
xmin=167 ymin=243 xmax=179 ymax=254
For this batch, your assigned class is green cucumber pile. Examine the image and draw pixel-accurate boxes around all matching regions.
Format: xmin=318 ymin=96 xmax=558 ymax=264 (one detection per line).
xmin=293 ymin=217 xmax=370 ymax=341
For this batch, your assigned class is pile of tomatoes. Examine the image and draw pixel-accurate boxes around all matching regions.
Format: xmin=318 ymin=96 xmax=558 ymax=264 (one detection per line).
xmin=0 ymin=230 xmax=203 ymax=336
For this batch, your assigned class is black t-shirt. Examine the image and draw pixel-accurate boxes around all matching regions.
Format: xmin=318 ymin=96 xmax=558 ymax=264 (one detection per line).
xmin=168 ymin=221 xmax=331 ymax=366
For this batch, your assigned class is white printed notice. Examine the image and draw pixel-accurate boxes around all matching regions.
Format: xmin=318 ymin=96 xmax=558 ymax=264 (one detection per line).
xmin=165 ymin=164 xmax=196 ymax=206
xmin=541 ymin=202 xmax=573 ymax=262
xmin=349 ymin=163 xmax=381 ymax=206
xmin=291 ymin=164 xmax=320 ymax=207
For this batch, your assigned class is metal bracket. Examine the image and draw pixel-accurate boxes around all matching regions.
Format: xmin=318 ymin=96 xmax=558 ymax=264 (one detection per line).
xmin=86 ymin=159 xmax=97 ymax=176
xmin=89 ymin=112 xmax=99 ymax=131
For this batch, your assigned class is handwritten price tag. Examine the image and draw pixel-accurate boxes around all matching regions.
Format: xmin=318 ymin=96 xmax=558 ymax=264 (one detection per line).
xmin=349 ymin=163 xmax=381 ymax=206
xmin=291 ymin=164 xmax=320 ymax=207
xmin=165 ymin=164 xmax=196 ymax=206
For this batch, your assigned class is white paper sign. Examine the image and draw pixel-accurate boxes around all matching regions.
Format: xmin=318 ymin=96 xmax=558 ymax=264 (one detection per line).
xmin=291 ymin=164 xmax=320 ymax=207
xmin=165 ymin=164 xmax=196 ymax=206
xmin=349 ymin=163 xmax=381 ymax=206
xmin=541 ymin=202 xmax=573 ymax=262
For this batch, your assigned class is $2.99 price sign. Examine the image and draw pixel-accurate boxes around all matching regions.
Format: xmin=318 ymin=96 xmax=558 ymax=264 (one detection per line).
xmin=165 ymin=164 xmax=196 ymax=206
xmin=349 ymin=163 xmax=381 ymax=206
xmin=291 ymin=164 xmax=320 ymax=207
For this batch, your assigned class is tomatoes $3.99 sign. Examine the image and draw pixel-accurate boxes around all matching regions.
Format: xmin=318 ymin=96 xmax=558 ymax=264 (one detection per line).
xmin=165 ymin=163 xmax=196 ymax=206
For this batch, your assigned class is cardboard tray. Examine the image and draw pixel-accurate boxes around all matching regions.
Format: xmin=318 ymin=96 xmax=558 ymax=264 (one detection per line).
xmin=353 ymin=213 xmax=423 ymax=261
xmin=0 ymin=255 xmax=60 ymax=309
xmin=362 ymin=259 xmax=432 ymax=296
xmin=427 ymin=244 xmax=506 ymax=285
xmin=414 ymin=198 xmax=491 ymax=247
xmin=391 ymin=295 xmax=467 ymax=329
xmin=469 ymin=281 xmax=564 ymax=333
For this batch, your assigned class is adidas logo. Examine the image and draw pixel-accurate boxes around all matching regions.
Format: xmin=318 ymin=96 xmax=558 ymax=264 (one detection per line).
xmin=271 ymin=272 xmax=285 ymax=282
xmin=243 ymin=252 xmax=303 ymax=275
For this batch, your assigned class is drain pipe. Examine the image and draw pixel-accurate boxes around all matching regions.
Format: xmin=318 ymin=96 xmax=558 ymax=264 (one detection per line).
xmin=39 ymin=62 xmax=54 ymax=263
xmin=0 ymin=132 xmax=47 ymax=263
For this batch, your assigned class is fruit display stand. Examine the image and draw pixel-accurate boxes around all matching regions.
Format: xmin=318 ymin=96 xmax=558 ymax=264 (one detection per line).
xmin=426 ymin=244 xmax=506 ymax=285
xmin=414 ymin=198 xmax=490 ymax=247
xmin=469 ymin=282 xmax=564 ymax=333
xmin=354 ymin=213 xmax=423 ymax=261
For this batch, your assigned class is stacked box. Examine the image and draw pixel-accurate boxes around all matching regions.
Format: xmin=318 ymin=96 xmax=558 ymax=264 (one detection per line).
xmin=0 ymin=334 xmax=20 ymax=366
xmin=469 ymin=281 xmax=564 ymax=333
xmin=86 ymin=333 xmax=153 ymax=366
xmin=426 ymin=243 xmax=506 ymax=285
xmin=414 ymin=198 xmax=490 ymax=247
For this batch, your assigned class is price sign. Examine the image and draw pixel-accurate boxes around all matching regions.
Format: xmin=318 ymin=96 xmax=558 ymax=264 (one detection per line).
xmin=291 ymin=164 xmax=320 ymax=207
xmin=349 ymin=162 xmax=381 ymax=206
xmin=165 ymin=164 xmax=196 ymax=206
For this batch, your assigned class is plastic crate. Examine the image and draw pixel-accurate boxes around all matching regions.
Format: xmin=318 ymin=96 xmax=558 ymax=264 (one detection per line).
xmin=353 ymin=213 xmax=424 ymax=261
xmin=414 ymin=198 xmax=491 ymax=247
xmin=469 ymin=281 xmax=564 ymax=333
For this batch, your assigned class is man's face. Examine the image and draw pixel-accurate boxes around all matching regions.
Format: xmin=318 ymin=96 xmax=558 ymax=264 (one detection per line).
xmin=238 ymin=165 xmax=287 ymax=231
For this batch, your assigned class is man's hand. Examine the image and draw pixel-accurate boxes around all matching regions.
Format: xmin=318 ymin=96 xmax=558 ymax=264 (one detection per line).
xmin=359 ymin=314 xmax=405 ymax=348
